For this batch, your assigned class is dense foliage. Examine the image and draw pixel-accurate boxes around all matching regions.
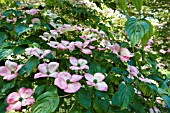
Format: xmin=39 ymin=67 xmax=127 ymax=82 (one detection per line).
xmin=0 ymin=0 xmax=169 ymax=113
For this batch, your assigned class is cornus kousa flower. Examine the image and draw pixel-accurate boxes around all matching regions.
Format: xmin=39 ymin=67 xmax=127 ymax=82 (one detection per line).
xmin=39 ymin=32 xmax=56 ymax=41
xmin=119 ymin=48 xmax=134 ymax=62
xmin=31 ymin=18 xmax=40 ymax=24
xmin=25 ymin=47 xmax=51 ymax=59
xmin=0 ymin=60 xmax=23 ymax=81
xmin=69 ymin=57 xmax=89 ymax=70
xmin=109 ymin=43 xmax=133 ymax=62
xmin=26 ymin=9 xmax=38 ymax=15
xmin=34 ymin=62 xmax=59 ymax=79
xmin=74 ymin=41 xmax=92 ymax=54
xmin=57 ymin=40 xmax=75 ymax=51
xmin=6 ymin=87 xmax=34 ymax=112
xmin=127 ymin=65 xmax=139 ymax=77
xmin=84 ymin=73 xmax=108 ymax=91
xmin=54 ymin=72 xmax=83 ymax=93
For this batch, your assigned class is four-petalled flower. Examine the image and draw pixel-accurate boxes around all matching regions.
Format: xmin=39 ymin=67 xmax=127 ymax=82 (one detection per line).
xmin=69 ymin=57 xmax=89 ymax=70
xmin=0 ymin=60 xmax=23 ymax=81
xmin=54 ymin=72 xmax=83 ymax=93
xmin=84 ymin=73 xmax=108 ymax=91
xmin=6 ymin=87 xmax=35 ymax=112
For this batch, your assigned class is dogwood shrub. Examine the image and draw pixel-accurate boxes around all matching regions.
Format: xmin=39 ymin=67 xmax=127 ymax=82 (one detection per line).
xmin=0 ymin=0 xmax=169 ymax=113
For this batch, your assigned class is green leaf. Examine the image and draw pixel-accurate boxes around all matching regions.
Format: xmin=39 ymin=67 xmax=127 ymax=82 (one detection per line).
xmin=110 ymin=67 xmax=122 ymax=75
xmin=131 ymin=0 xmax=143 ymax=12
xmin=0 ymin=49 xmax=13 ymax=61
xmin=1 ymin=80 xmax=16 ymax=93
xmin=15 ymin=25 xmax=30 ymax=36
xmin=118 ymin=0 xmax=127 ymax=11
xmin=161 ymin=95 xmax=170 ymax=109
xmin=0 ymin=32 xmax=8 ymax=43
xmin=141 ymin=21 xmax=153 ymax=47
xmin=24 ymin=57 xmax=40 ymax=75
xmin=111 ymin=93 xmax=121 ymax=107
xmin=116 ymin=83 xmax=135 ymax=110
xmin=125 ymin=18 xmax=150 ymax=47
xmin=93 ymin=91 xmax=110 ymax=113
xmin=75 ymin=87 xmax=91 ymax=109
xmin=34 ymin=85 xmax=47 ymax=97
xmin=130 ymin=95 xmax=146 ymax=113
xmin=32 ymin=92 xmax=60 ymax=113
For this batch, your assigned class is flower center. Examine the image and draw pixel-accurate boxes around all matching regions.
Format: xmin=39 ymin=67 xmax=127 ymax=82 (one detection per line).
xmin=47 ymin=71 xmax=50 ymax=75
xmin=93 ymin=79 xmax=97 ymax=84
xmin=66 ymin=79 xmax=70 ymax=84
xmin=19 ymin=97 xmax=23 ymax=101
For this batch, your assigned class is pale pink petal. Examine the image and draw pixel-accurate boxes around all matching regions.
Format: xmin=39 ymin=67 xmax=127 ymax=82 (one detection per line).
xmin=67 ymin=42 xmax=75 ymax=51
xmin=94 ymin=73 xmax=105 ymax=82
xmin=88 ymin=45 xmax=95 ymax=49
xmin=80 ymin=65 xmax=89 ymax=70
xmin=41 ymin=50 xmax=51 ymax=58
xmin=74 ymin=41 xmax=83 ymax=49
xmin=57 ymin=43 xmax=67 ymax=50
xmin=3 ymin=74 xmax=17 ymax=81
xmin=90 ymin=38 xmax=97 ymax=42
xmin=7 ymin=92 xmax=20 ymax=104
xmin=84 ymin=73 xmax=94 ymax=82
xmin=86 ymin=81 xmax=96 ymax=86
xmin=96 ymin=82 xmax=108 ymax=91
xmin=54 ymin=77 xmax=67 ymax=89
xmin=15 ymin=64 xmax=24 ymax=73
xmin=39 ymin=36 xmax=48 ymax=41
xmin=58 ymin=72 xmax=71 ymax=81
xmin=0 ymin=66 xmax=11 ymax=76
xmin=47 ymin=41 xmax=59 ymax=48
xmin=22 ymin=98 xmax=35 ymax=106
xmin=81 ymin=49 xmax=92 ymax=54
xmin=34 ymin=73 xmax=48 ymax=79
xmin=119 ymin=55 xmax=130 ymax=62
xmin=129 ymin=66 xmax=139 ymax=76
xmin=70 ymin=66 xmax=80 ymax=70
xmin=84 ymin=40 xmax=90 ymax=48
xmin=25 ymin=48 xmax=32 ymax=55
xmin=79 ymin=36 xmax=86 ymax=40
xmin=64 ymin=82 xmax=81 ymax=93
xmin=6 ymin=101 xmax=22 ymax=112
xmin=5 ymin=60 xmax=18 ymax=72
xmin=31 ymin=18 xmax=40 ymax=24
xmin=78 ymin=59 xmax=87 ymax=65
xmin=31 ymin=49 xmax=43 ymax=58
xmin=49 ymin=72 xmax=58 ymax=78
xmin=38 ymin=63 xmax=48 ymax=74
xmin=120 ymin=48 xmax=133 ymax=57
xmin=69 ymin=57 xmax=78 ymax=66
xmin=48 ymin=62 xmax=59 ymax=73
xmin=61 ymin=40 xmax=69 ymax=46
xmin=18 ymin=87 xmax=34 ymax=99
xmin=98 ymin=48 xmax=106 ymax=51
xmin=70 ymin=74 xmax=83 ymax=82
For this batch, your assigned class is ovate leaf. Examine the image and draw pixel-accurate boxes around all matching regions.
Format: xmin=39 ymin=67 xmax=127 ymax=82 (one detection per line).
xmin=15 ymin=25 xmax=30 ymax=36
xmin=25 ymin=57 xmax=40 ymax=75
xmin=0 ymin=32 xmax=8 ymax=43
xmin=125 ymin=18 xmax=150 ymax=47
xmin=131 ymin=0 xmax=143 ymax=12
xmin=162 ymin=95 xmax=170 ymax=109
xmin=93 ymin=91 xmax=110 ymax=113
xmin=32 ymin=92 xmax=60 ymax=113
xmin=116 ymin=83 xmax=135 ymax=110
xmin=141 ymin=20 xmax=153 ymax=47
xmin=118 ymin=0 xmax=127 ymax=11
xmin=75 ymin=87 xmax=92 ymax=109
xmin=0 ymin=49 xmax=13 ymax=61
